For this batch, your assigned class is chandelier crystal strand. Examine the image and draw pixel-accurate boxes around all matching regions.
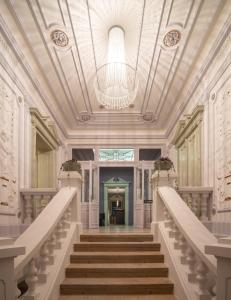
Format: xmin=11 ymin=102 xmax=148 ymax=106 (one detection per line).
xmin=94 ymin=26 xmax=138 ymax=110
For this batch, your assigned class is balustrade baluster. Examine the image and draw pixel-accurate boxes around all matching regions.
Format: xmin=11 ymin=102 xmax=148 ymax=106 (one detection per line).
xmin=33 ymin=195 xmax=42 ymax=218
xmin=38 ymin=242 xmax=50 ymax=283
xmin=191 ymin=193 xmax=200 ymax=218
xmin=66 ymin=207 xmax=72 ymax=221
xmin=195 ymin=260 xmax=211 ymax=299
xmin=186 ymin=245 xmax=196 ymax=282
xmin=47 ymin=233 xmax=56 ymax=265
xmin=64 ymin=208 xmax=71 ymax=229
xmin=163 ymin=206 xmax=171 ymax=228
xmin=24 ymin=195 xmax=33 ymax=224
xmin=173 ymin=226 xmax=181 ymax=249
xmin=187 ymin=193 xmax=192 ymax=209
xmin=40 ymin=195 xmax=52 ymax=213
xmin=179 ymin=234 xmax=187 ymax=264
xmin=25 ymin=258 xmax=39 ymax=299
xmin=55 ymin=222 xmax=62 ymax=249
xmin=169 ymin=221 xmax=178 ymax=239
xmin=60 ymin=216 xmax=67 ymax=238
xmin=181 ymin=192 xmax=188 ymax=205
xmin=200 ymin=193 xmax=209 ymax=221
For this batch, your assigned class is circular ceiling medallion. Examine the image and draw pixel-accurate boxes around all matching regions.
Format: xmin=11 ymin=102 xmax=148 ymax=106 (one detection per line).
xmin=50 ymin=29 xmax=69 ymax=47
xmin=163 ymin=30 xmax=181 ymax=47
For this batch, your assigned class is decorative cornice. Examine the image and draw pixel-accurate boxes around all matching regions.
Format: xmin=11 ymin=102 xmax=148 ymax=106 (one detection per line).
xmin=172 ymin=105 xmax=204 ymax=147
xmin=30 ymin=107 xmax=61 ymax=149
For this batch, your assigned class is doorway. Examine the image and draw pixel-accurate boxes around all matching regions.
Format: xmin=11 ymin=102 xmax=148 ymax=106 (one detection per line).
xmin=108 ymin=190 xmax=125 ymax=225
xmin=99 ymin=167 xmax=134 ymax=226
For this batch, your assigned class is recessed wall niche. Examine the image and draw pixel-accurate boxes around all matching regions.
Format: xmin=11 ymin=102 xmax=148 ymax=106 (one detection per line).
xmin=30 ymin=108 xmax=61 ymax=188
xmin=172 ymin=105 xmax=204 ymax=186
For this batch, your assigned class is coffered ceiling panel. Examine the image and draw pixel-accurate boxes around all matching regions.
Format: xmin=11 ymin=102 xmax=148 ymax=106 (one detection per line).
xmin=6 ymin=0 xmax=225 ymax=132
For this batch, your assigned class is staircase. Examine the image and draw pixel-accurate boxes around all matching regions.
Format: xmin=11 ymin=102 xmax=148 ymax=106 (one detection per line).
xmin=59 ymin=232 xmax=176 ymax=299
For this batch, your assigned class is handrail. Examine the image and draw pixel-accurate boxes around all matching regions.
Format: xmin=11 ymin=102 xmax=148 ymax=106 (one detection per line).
xmin=15 ymin=186 xmax=76 ymax=276
xmin=158 ymin=186 xmax=217 ymax=273
xmin=156 ymin=186 xmax=217 ymax=299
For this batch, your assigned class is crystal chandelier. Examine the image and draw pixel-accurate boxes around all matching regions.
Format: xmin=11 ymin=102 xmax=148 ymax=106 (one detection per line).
xmin=94 ymin=26 xmax=139 ymax=110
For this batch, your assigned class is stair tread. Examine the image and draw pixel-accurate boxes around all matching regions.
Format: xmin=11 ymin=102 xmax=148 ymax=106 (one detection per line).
xmin=59 ymin=296 xmax=177 ymax=300
xmin=67 ymin=263 xmax=167 ymax=269
xmin=81 ymin=233 xmax=153 ymax=236
xmin=62 ymin=277 xmax=173 ymax=285
xmin=75 ymin=242 xmax=157 ymax=245
xmin=72 ymin=251 xmax=162 ymax=256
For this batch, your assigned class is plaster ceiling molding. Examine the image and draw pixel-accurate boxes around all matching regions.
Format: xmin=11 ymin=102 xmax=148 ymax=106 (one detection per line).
xmin=143 ymin=112 xmax=157 ymax=123
xmin=4 ymin=0 xmax=225 ymax=133
xmin=77 ymin=112 xmax=91 ymax=123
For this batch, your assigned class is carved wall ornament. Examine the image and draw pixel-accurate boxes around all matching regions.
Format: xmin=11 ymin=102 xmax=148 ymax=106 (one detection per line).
xmin=143 ymin=112 xmax=157 ymax=122
xmin=163 ymin=30 xmax=181 ymax=47
xmin=0 ymin=78 xmax=19 ymax=214
xmin=79 ymin=112 xmax=91 ymax=122
xmin=211 ymin=93 xmax=216 ymax=100
xmin=214 ymin=85 xmax=231 ymax=209
xmin=50 ymin=29 xmax=69 ymax=47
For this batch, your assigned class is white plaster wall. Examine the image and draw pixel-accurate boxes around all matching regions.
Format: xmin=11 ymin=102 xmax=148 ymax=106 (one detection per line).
xmin=0 ymin=18 xmax=65 ymax=232
xmin=168 ymin=4 xmax=231 ymax=231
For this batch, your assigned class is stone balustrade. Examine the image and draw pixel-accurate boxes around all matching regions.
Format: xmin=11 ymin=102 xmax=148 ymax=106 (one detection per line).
xmin=206 ymin=237 xmax=231 ymax=300
xmin=20 ymin=188 xmax=57 ymax=224
xmin=178 ymin=187 xmax=213 ymax=221
xmin=155 ymin=186 xmax=217 ymax=300
xmin=14 ymin=186 xmax=80 ymax=300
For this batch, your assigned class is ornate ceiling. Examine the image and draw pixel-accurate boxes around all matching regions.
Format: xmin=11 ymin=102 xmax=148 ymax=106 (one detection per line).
xmin=4 ymin=0 xmax=225 ymax=134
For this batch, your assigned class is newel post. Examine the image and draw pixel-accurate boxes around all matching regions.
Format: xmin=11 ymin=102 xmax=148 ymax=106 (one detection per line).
xmin=0 ymin=238 xmax=25 ymax=300
xmin=58 ymin=171 xmax=83 ymax=234
xmin=151 ymin=170 xmax=178 ymax=234
xmin=205 ymin=241 xmax=231 ymax=300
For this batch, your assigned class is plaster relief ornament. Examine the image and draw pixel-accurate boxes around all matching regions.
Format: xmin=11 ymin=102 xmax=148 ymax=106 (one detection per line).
xmin=143 ymin=112 xmax=157 ymax=122
xmin=78 ymin=112 xmax=91 ymax=122
xmin=163 ymin=30 xmax=181 ymax=47
xmin=50 ymin=30 xmax=69 ymax=47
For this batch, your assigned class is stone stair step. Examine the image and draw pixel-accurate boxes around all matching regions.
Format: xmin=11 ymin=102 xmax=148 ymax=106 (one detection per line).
xmin=66 ymin=263 xmax=168 ymax=278
xmin=70 ymin=251 xmax=164 ymax=264
xmin=80 ymin=234 xmax=153 ymax=242
xmin=59 ymin=295 xmax=177 ymax=300
xmin=74 ymin=242 xmax=160 ymax=252
xmin=60 ymin=277 xmax=174 ymax=295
